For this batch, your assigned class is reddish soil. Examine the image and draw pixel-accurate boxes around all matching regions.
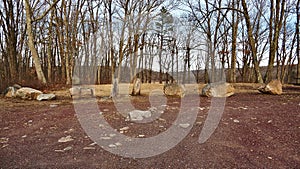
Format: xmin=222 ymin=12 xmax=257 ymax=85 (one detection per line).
xmin=1 ymin=86 xmax=300 ymax=168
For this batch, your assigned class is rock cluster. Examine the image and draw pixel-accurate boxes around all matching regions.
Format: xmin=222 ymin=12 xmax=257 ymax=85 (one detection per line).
xmin=3 ymin=84 xmax=56 ymax=101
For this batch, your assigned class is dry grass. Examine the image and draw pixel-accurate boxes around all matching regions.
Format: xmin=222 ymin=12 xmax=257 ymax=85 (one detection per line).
xmin=51 ymin=83 xmax=271 ymax=99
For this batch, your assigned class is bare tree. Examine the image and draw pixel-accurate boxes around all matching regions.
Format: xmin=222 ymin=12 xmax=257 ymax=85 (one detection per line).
xmin=264 ymin=0 xmax=286 ymax=83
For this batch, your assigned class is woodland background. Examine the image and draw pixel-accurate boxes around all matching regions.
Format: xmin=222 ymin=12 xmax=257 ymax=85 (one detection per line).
xmin=0 ymin=0 xmax=299 ymax=92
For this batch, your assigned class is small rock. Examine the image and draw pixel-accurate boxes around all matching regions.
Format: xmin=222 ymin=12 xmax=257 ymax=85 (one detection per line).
xmin=196 ymin=121 xmax=203 ymax=125
xmin=138 ymin=134 xmax=145 ymax=138
xmin=128 ymin=110 xmax=152 ymax=121
xmin=158 ymin=118 xmax=166 ymax=122
xmin=103 ymin=109 xmax=109 ymax=112
xmin=115 ymin=142 xmax=122 ymax=146
xmin=58 ymin=135 xmax=74 ymax=143
xmin=109 ymin=134 xmax=116 ymax=137
xmin=120 ymin=126 xmax=129 ymax=131
xmin=179 ymin=123 xmax=191 ymax=129
xmin=100 ymin=136 xmax=111 ymax=140
xmin=198 ymin=107 xmax=205 ymax=111
xmin=89 ymin=142 xmax=97 ymax=146
xmin=37 ymin=94 xmax=56 ymax=101
xmin=2 ymin=144 xmax=9 ymax=148
xmin=83 ymin=147 xmax=96 ymax=150
xmin=50 ymin=104 xmax=58 ymax=108
xmin=21 ymin=135 xmax=27 ymax=138
xmin=108 ymin=144 xmax=117 ymax=148
xmin=267 ymin=120 xmax=272 ymax=123
xmin=267 ymin=156 xmax=273 ymax=160
xmin=233 ymin=119 xmax=240 ymax=123
xmin=99 ymin=124 xmax=104 ymax=128
xmin=63 ymin=146 xmax=72 ymax=151
xmin=0 ymin=137 xmax=9 ymax=144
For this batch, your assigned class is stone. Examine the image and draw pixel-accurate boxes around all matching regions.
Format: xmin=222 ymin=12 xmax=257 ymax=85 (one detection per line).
xmin=63 ymin=146 xmax=72 ymax=151
xmin=131 ymin=78 xmax=141 ymax=96
xmin=120 ymin=126 xmax=129 ymax=131
xmin=233 ymin=119 xmax=240 ymax=123
xmin=37 ymin=94 xmax=56 ymax=101
xmin=108 ymin=144 xmax=117 ymax=148
xmin=179 ymin=123 xmax=191 ymax=129
xmin=58 ymin=135 xmax=74 ymax=143
xmin=258 ymin=79 xmax=282 ymax=95
xmin=163 ymin=83 xmax=185 ymax=97
xmin=128 ymin=110 xmax=152 ymax=121
xmin=4 ymin=87 xmax=17 ymax=98
xmin=3 ymin=84 xmax=21 ymax=97
xmin=201 ymin=82 xmax=235 ymax=97
xmin=83 ymin=147 xmax=96 ymax=150
xmin=16 ymin=87 xmax=43 ymax=100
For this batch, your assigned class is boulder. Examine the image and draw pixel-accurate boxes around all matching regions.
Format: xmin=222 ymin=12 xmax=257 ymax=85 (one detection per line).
xmin=127 ymin=107 xmax=157 ymax=121
xmin=16 ymin=87 xmax=43 ymax=100
xmin=163 ymin=83 xmax=185 ymax=97
xmin=3 ymin=84 xmax=22 ymax=98
xmin=258 ymin=79 xmax=282 ymax=95
xmin=131 ymin=78 xmax=141 ymax=96
xmin=128 ymin=110 xmax=152 ymax=121
xmin=201 ymin=82 xmax=235 ymax=97
xmin=4 ymin=87 xmax=17 ymax=98
xmin=37 ymin=94 xmax=56 ymax=101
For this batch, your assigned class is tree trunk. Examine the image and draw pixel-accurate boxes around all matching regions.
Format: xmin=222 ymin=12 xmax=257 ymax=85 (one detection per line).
xmin=24 ymin=0 xmax=47 ymax=84
xmin=241 ymin=0 xmax=263 ymax=83
xmin=297 ymin=0 xmax=300 ymax=84
xmin=264 ymin=0 xmax=285 ymax=83
xmin=230 ymin=0 xmax=239 ymax=83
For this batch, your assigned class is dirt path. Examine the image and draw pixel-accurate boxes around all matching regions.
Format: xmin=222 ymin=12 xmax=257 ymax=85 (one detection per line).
xmin=0 ymin=85 xmax=300 ymax=168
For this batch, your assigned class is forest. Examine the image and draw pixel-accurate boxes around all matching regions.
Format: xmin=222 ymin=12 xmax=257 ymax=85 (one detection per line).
xmin=0 ymin=0 xmax=299 ymax=92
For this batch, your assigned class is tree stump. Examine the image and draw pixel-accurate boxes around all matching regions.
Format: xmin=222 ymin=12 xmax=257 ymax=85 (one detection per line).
xmin=110 ymin=78 xmax=119 ymax=98
xmin=132 ymin=78 xmax=141 ymax=96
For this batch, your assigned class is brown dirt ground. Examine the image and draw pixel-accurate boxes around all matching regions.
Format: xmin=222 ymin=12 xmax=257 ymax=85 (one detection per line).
xmin=0 ymin=83 xmax=300 ymax=168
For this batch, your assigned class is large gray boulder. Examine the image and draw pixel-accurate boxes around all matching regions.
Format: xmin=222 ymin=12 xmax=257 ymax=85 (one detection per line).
xmin=258 ymin=79 xmax=282 ymax=95
xmin=202 ymin=82 xmax=235 ymax=97
xmin=16 ymin=87 xmax=43 ymax=100
xmin=163 ymin=83 xmax=185 ymax=97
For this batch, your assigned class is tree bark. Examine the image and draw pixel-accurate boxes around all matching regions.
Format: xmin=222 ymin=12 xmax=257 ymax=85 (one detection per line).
xmin=241 ymin=0 xmax=264 ymax=83
xmin=264 ymin=0 xmax=285 ymax=83
xmin=24 ymin=0 xmax=47 ymax=84
xmin=230 ymin=0 xmax=239 ymax=83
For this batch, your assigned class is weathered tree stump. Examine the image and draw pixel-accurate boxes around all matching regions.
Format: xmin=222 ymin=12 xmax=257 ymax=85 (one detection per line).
xmin=132 ymin=78 xmax=141 ymax=96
